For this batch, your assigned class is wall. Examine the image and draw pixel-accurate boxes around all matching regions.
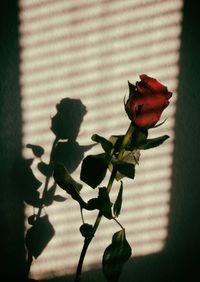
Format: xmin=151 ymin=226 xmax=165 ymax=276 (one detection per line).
xmin=0 ymin=1 xmax=199 ymax=282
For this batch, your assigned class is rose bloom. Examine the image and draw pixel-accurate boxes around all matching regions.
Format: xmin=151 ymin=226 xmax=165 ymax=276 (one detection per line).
xmin=125 ymin=74 xmax=172 ymax=129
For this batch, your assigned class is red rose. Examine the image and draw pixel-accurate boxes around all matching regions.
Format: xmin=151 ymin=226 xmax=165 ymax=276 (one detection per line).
xmin=125 ymin=74 xmax=172 ymax=129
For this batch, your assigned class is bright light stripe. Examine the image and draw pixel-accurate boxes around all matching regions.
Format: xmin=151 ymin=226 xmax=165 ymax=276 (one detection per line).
xmin=20 ymin=64 xmax=179 ymax=99
xmin=22 ymin=1 xmax=180 ymax=29
xmin=19 ymin=0 xmax=182 ymax=27
xmin=20 ymin=49 xmax=180 ymax=85
xmin=20 ymin=37 xmax=181 ymax=73
xmin=20 ymin=23 xmax=181 ymax=61
xmin=37 ymin=203 xmax=170 ymax=229
xmin=20 ymin=12 xmax=182 ymax=50
xmin=19 ymin=0 xmax=183 ymax=279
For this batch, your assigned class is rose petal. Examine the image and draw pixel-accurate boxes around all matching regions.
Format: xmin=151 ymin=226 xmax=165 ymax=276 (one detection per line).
xmin=140 ymin=74 xmax=167 ymax=92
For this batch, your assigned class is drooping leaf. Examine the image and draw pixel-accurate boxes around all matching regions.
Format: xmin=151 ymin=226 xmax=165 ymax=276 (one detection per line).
xmin=138 ymin=135 xmax=169 ymax=150
xmin=26 ymin=144 xmax=45 ymax=158
xmin=53 ymin=163 xmax=86 ymax=208
xmin=53 ymin=194 xmax=67 ymax=202
xmin=91 ymin=134 xmax=113 ymax=153
xmin=79 ymin=223 xmax=93 ymax=238
xmin=80 ymin=154 xmax=109 ymax=188
xmin=43 ymin=183 xmax=56 ymax=206
xmin=38 ymin=162 xmax=53 ymax=177
xmin=103 ymin=229 xmax=132 ymax=282
xmin=113 ymin=181 xmax=123 ymax=218
xmin=25 ymin=215 xmax=55 ymax=258
xmin=98 ymin=187 xmax=112 ymax=219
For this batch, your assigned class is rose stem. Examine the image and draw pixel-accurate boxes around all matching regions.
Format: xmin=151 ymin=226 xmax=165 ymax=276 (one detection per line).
xmin=74 ymin=123 xmax=134 ymax=282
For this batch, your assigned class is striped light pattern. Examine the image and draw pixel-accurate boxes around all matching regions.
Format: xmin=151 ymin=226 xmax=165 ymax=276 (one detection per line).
xmin=19 ymin=0 xmax=183 ymax=280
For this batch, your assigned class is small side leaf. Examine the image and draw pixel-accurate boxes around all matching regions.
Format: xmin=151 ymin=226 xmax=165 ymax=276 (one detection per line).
xmin=80 ymin=154 xmax=109 ymax=188
xmin=79 ymin=223 xmax=93 ymax=238
xmin=138 ymin=135 xmax=169 ymax=150
xmin=53 ymin=195 xmax=67 ymax=202
xmin=91 ymin=134 xmax=113 ymax=153
xmin=38 ymin=162 xmax=53 ymax=177
xmin=26 ymin=144 xmax=45 ymax=158
xmin=103 ymin=229 xmax=132 ymax=281
xmin=98 ymin=187 xmax=112 ymax=219
xmin=113 ymin=181 xmax=123 ymax=218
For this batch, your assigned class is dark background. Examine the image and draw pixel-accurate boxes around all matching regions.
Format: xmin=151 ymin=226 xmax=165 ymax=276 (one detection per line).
xmin=0 ymin=0 xmax=199 ymax=281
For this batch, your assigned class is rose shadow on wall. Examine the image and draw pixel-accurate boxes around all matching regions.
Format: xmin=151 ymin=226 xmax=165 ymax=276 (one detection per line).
xmin=13 ymin=98 xmax=94 ymax=279
xmin=51 ymin=98 xmax=94 ymax=174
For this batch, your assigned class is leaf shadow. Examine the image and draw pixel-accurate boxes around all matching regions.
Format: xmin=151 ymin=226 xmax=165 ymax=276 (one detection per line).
xmin=12 ymin=97 xmax=94 ymax=279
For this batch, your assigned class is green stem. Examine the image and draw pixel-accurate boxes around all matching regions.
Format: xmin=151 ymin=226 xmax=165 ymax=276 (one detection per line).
xmin=118 ymin=122 xmax=134 ymax=160
xmin=74 ymin=122 xmax=134 ymax=282
xmin=80 ymin=208 xmax=85 ymax=224
xmin=113 ymin=217 xmax=124 ymax=230
xmin=74 ymin=167 xmax=117 ymax=282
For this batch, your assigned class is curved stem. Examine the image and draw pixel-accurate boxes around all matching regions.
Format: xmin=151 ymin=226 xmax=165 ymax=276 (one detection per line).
xmin=80 ymin=208 xmax=85 ymax=224
xmin=74 ymin=123 xmax=134 ymax=282
xmin=113 ymin=217 xmax=124 ymax=230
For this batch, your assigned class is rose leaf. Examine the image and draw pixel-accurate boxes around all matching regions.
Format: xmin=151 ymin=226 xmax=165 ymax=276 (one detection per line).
xmin=25 ymin=215 xmax=55 ymax=258
xmin=26 ymin=144 xmax=45 ymax=158
xmin=80 ymin=154 xmax=108 ymax=188
xmin=138 ymin=135 xmax=169 ymax=150
xmin=91 ymin=134 xmax=113 ymax=153
xmin=53 ymin=194 xmax=67 ymax=202
xmin=102 ymin=229 xmax=132 ymax=281
xmin=98 ymin=187 xmax=113 ymax=219
xmin=111 ymin=159 xmax=135 ymax=179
